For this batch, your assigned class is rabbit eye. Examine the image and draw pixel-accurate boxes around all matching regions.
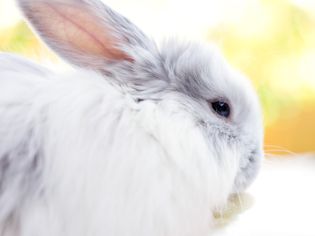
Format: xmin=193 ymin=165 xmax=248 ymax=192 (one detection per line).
xmin=211 ymin=101 xmax=230 ymax=118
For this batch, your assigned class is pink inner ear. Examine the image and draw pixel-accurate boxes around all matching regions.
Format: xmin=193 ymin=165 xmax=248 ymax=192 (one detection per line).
xmin=30 ymin=1 xmax=132 ymax=62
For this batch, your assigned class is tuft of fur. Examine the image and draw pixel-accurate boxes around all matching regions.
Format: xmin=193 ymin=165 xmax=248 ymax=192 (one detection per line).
xmin=0 ymin=0 xmax=263 ymax=235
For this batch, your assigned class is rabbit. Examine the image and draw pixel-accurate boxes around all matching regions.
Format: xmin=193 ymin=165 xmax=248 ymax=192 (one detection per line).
xmin=0 ymin=0 xmax=263 ymax=235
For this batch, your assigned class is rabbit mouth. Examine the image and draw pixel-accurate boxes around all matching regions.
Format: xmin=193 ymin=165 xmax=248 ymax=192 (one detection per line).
xmin=232 ymin=149 xmax=262 ymax=193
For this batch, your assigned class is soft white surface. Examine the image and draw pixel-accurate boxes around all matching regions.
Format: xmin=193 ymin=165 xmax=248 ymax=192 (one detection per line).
xmin=214 ymin=156 xmax=315 ymax=236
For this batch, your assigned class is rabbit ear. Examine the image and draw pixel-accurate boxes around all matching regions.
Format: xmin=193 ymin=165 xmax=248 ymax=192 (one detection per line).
xmin=17 ymin=0 xmax=152 ymax=69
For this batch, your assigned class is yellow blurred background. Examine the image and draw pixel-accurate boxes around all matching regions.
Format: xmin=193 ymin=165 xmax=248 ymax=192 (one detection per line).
xmin=0 ymin=0 xmax=314 ymax=155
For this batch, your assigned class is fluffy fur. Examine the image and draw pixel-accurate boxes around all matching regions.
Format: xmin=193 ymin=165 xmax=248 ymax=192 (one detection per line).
xmin=0 ymin=0 xmax=263 ymax=235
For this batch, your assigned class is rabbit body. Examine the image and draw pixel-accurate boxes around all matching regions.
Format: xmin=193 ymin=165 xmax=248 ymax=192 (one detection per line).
xmin=0 ymin=0 xmax=264 ymax=235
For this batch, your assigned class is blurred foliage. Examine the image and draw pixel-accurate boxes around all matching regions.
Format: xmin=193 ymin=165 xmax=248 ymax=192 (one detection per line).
xmin=0 ymin=22 xmax=39 ymax=54
xmin=0 ymin=0 xmax=315 ymax=154
xmin=0 ymin=22 xmax=57 ymax=61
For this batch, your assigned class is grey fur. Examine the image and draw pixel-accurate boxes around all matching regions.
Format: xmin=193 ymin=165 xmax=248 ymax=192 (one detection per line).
xmin=0 ymin=107 xmax=43 ymax=223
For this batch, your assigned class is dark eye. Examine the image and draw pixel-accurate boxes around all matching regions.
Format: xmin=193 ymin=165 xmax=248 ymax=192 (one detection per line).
xmin=211 ymin=101 xmax=230 ymax=118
